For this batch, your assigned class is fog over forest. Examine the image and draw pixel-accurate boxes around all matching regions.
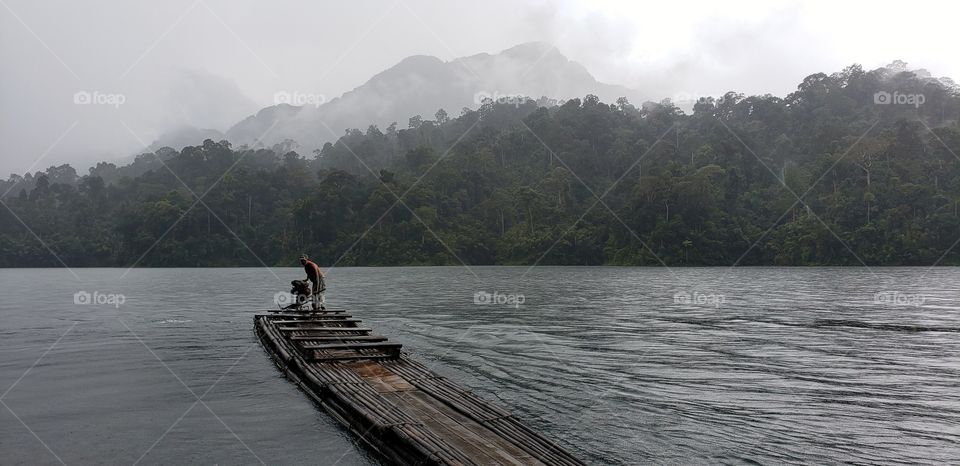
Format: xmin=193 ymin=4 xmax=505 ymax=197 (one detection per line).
xmin=2 ymin=0 xmax=956 ymax=175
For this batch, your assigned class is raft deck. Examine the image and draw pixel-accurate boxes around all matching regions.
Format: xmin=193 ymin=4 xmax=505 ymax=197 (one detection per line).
xmin=255 ymin=310 xmax=583 ymax=465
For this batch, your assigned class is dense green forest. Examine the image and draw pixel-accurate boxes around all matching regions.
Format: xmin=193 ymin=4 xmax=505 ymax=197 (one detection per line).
xmin=2 ymin=62 xmax=960 ymax=267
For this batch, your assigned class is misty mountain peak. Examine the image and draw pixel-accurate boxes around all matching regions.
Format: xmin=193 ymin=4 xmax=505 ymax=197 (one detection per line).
xmin=206 ymin=43 xmax=643 ymax=153
xmin=500 ymin=41 xmax=561 ymax=60
xmin=388 ymin=54 xmax=448 ymax=73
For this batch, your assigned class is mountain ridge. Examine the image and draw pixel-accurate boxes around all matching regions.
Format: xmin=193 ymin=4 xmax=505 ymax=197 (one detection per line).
xmin=149 ymin=42 xmax=644 ymax=153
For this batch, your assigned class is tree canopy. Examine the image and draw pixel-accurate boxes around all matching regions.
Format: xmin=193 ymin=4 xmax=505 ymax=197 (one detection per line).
xmin=2 ymin=62 xmax=959 ymax=267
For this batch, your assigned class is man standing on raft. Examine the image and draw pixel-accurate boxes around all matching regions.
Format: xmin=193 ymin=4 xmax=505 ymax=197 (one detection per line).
xmin=299 ymin=254 xmax=326 ymax=311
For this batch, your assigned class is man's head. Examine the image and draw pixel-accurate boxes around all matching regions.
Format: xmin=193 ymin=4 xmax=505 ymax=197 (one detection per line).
xmin=299 ymin=254 xmax=308 ymax=265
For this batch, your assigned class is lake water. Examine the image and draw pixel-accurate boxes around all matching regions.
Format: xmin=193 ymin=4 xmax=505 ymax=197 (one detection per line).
xmin=1 ymin=266 xmax=959 ymax=464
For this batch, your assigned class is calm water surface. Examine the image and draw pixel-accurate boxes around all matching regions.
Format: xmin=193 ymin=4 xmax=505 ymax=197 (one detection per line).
xmin=1 ymin=267 xmax=959 ymax=465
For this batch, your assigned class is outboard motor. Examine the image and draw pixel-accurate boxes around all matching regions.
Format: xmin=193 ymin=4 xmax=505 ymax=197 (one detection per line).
xmin=285 ymin=279 xmax=312 ymax=310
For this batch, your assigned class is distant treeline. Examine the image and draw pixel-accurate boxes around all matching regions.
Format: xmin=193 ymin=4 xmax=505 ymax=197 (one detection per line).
xmin=2 ymin=62 xmax=960 ymax=267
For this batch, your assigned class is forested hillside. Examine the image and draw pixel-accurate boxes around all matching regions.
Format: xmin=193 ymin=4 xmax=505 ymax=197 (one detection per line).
xmin=2 ymin=62 xmax=959 ymax=267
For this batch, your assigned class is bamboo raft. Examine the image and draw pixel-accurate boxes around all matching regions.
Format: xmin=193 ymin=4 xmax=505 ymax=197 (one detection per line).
xmin=254 ymin=310 xmax=584 ymax=465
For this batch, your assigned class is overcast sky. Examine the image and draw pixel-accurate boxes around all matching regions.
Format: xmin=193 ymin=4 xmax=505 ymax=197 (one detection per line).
xmin=1 ymin=0 xmax=957 ymax=176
